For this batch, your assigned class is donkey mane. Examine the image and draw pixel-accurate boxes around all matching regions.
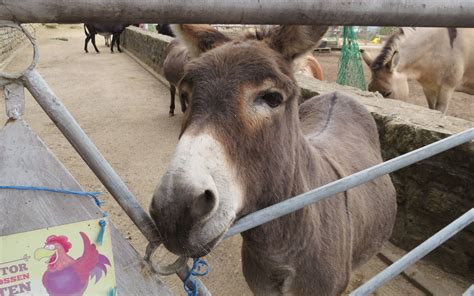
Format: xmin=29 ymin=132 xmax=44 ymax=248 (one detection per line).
xmin=251 ymin=25 xmax=274 ymax=40
xmin=448 ymin=28 xmax=457 ymax=48
xmin=373 ymin=28 xmax=457 ymax=70
xmin=370 ymin=28 xmax=404 ymax=70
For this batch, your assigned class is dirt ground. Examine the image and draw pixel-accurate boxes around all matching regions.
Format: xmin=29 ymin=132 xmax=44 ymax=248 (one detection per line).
xmin=1 ymin=25 xmax=470 ymax=295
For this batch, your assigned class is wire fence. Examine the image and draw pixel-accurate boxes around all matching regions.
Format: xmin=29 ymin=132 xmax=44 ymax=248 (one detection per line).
xmin=0 ymin=24 xmax=36 ymax=69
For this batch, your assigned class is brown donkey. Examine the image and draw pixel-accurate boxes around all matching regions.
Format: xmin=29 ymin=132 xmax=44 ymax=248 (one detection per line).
xmin=150 ymin=25 xmax=396 ymax=295
xmin=163 ymin=39 xmax=190 ymax=116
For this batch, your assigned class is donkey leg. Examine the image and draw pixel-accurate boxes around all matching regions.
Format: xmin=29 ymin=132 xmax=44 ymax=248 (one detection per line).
xmin=169 ymin=84 xmax=176 ymax=116
xmin=111 ymin=35 xmax=116 ymax=53
xmin=91 ymin=35 xmax=100 ymax=53
xmin=180 ymin=93 xmax=187 ymax=113
xmin=436 ymin=87 xmax=454 ymax=114
xmin=422 ymin=87 xmax=438 ymax=110
xmin=116 ymin=34 xmax=122 ymax=52
xmin=84 ymin=36 xmax=91 ymax=53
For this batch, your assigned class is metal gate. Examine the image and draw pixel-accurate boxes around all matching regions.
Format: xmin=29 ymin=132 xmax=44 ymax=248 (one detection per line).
xmin=1 ymin=1 xmax=473 ymax=294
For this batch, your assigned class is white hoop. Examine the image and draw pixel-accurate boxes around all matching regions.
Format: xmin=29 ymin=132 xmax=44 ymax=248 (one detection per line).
xmin=144 ymin=243 xmax=188 ymax=276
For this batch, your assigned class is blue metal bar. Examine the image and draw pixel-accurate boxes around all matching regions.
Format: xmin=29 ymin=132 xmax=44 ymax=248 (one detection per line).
xmin=226 ymin=128 xmax=474 ymax=237
xmin=350 ymin=209 xmax=474 ymax=296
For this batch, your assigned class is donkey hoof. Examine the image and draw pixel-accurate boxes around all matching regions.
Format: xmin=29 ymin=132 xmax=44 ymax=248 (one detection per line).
xmin=169 ymin=111 xmax=175 ymax=117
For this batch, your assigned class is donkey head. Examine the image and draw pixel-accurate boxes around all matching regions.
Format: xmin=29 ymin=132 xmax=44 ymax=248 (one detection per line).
xmin=362 ymin=30 xmax=409 ymax=101
xmin=150 ymin=25 xmax=327 ymax=257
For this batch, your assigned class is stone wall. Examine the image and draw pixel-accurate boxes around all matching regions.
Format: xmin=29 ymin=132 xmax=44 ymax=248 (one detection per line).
xmin=0 ymin=24 xmax=35 ymax=69
xmin=122 ymin=27 xmax=474 ymax=278
xmin=121 ymin=26 xmax=173 ymax=77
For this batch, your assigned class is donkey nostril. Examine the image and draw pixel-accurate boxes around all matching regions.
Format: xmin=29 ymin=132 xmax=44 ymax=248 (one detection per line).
xmin=204 ymin=189 xmax=215 ymax=203
xmin=191 ymin=189 xmax=218 ymax=221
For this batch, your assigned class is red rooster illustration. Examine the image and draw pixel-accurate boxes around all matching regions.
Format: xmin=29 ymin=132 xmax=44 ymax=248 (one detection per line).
xmin=34 ymin=232 xmax=111 ymax=296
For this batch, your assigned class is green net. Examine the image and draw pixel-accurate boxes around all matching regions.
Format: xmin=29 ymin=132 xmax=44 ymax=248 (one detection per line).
xmin=336 ymin=26 xmax=367 ymax=91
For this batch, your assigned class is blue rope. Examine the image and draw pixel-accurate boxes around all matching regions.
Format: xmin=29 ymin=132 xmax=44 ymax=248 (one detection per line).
xmin=97 ymin=212 xmax=108 ymax=246
xmin=0 ymin=185 xmax=103 ymax=207
xmin=108 ymin=287 xmax=117 ymax=296
xmin=0 ymin=185 xmax=107 ymax=245
xmin=183 ymin=258 xmax=210 ymax=296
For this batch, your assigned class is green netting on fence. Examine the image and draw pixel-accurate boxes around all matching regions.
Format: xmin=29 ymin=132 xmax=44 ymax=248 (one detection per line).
xmin=336 ymin=26 xmax=366 ymax=91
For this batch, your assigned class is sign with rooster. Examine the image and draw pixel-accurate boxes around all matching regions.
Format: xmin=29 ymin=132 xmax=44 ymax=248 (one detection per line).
xmin=0 ymin=218 xmax=116 ymax=295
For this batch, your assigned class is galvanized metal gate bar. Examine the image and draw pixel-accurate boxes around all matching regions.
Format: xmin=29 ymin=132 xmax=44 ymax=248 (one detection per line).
xmin=225 ymin=128 xmax=474 ymax=237
xmin=2 ymin=12 xmax=472 ymax=294
xmin=18 ymin=70 xmax=212 ymax=296
xmin=1 ymin=0 xmax=474 ymax=27
xmin=1 ymin=21 xmax=210 ymax=295
xmin=350 ymin=209 xmax=474 ymax=295
xmin=21 ymin=69 xmax=212 ymax=295
xmin=23 ymin=69 xmax=163 ymax=247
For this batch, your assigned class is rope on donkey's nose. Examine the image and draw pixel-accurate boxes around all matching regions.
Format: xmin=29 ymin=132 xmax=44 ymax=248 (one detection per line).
xmin=183 ymin=258 xmax=210 ymax=296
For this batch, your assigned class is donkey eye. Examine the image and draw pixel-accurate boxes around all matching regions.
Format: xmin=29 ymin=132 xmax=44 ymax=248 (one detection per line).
xmin=258 ymin=92 xmax=283 ymax=108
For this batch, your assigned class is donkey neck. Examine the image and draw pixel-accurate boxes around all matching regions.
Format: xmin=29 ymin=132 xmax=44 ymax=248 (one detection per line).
xmin=290 ymin=134 xmax=325 ymax=196
xmin=397 ymin=29 xmax=441 ymax=79
xmin=241 ymin=128 xmax=328 ymax=239
xmin=241 ymin=141 xmax=332 ymax=272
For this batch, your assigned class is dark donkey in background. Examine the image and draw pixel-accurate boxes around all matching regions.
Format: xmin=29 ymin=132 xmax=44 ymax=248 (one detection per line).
xmin=150 ymin=24 xmax=397 ymax=295
xmin=156 ymin=24 xmax=175 ymax=37
xmin=84 ymin=24 xmax=129 ymax=53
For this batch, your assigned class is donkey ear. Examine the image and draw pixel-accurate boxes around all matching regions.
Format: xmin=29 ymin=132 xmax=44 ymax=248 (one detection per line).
xmin=171 ymin=24 xmax=231 ymax=58
xmin=266 ymin=26 xmax=328 ymax=61
xmin=386 ymin=51 xmax=400 ymax=72
xmin=360 ymin=49 xmax=374 ymax=67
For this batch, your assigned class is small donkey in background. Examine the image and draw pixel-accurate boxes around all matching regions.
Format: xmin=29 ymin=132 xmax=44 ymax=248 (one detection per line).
xmin=163 ymin=39 xmax=190 ymax=116
xmin=84 ymin=24 xmax=129 ymax=53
